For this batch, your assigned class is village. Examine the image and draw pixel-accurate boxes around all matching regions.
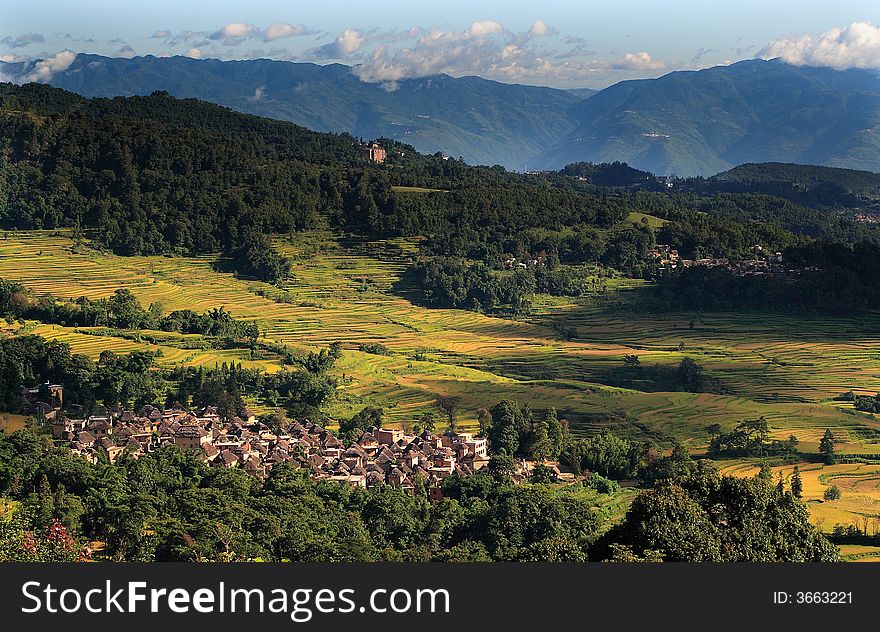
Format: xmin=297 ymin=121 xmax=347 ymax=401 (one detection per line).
xmin=20 ymin=384 xmax=526 ymax=494
xmin=647 ymin=243 xmax=794 ymax=276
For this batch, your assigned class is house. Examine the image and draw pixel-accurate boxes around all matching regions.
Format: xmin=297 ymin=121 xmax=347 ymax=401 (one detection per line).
xmin=174 ymin=424 xmax=208 ymax=450
xmin=20 ymin=383 xmax=64 ymax=422
xmin=375 ymin=427 xmax=404 ymax=445
xmin=361 ymin=142 xmax=387 ymax=163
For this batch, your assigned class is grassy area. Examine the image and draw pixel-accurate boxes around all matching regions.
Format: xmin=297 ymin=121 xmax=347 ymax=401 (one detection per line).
xmin=837 ymin=544 xmax=880 ymax=562
xmin=390 ymin=186 xmax=448 ymax=194
xmin=0 ymin=413 xmax=28 ymax=432
xmin=1 ymin=230 xmax=878 ymax=441
xmin=628 ymin=211 xmax=669 ymax=229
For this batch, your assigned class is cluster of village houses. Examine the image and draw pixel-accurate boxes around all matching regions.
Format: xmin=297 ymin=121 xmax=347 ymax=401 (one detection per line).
xmin=647 ymin=244 xmax=793 ymax=275
xmin=23 ymin=385 xmax=508 ymax=493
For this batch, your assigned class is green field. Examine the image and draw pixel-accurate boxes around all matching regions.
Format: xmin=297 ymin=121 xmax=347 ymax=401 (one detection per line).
xmin=390 ymin=186 xmax=448 ymax=194
xmin=627 ymin=211 xmax=669 ymax=229
xmin=2 ymin=229 xmax=878 ymax=439
xmin=5 ymin=229 xmax=880 ymax=532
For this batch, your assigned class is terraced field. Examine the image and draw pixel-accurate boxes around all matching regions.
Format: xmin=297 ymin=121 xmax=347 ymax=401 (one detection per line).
xmin=1 ymin=230 xmax=879 ymax=449
xmin=6 ymin=229 xmax=880 ymax=538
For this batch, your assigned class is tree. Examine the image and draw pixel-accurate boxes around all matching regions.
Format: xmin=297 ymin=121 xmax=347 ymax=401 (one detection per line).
xmin=435 ymin=396 xmax=461 ymax=431
xmin=819 ymin=429 xmax=836 ymax=464
xmin=488 ymin=400 xmax=530 ymax=456
xmin=419 ymin=412 xmax=436 ymax=434
xmin=476 ymin=408 xmax=491 ymax=437
xmin=791 ymin=466 xmax=803 ymax=499
xmin=623 ymin=354 xmax=641 ymax=370
xmin=677 ymin=357 xmax=705 ymax=391
xmin=529 ymin=463 xmax=556 ymax=484
xmin=823 ymin=485 xmax=841 ymax=501
xmin=529 ymin=416 xmax=551 ymax=461
xmin=545 ymin=407 xmax=565 ymax=459
xmin=338 ymin=405 xmax=384 ymax=442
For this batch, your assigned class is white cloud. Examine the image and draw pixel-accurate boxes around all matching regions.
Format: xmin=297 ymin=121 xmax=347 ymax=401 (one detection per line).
xmin=12 ymin=50 xmax=77 ymax=83
xmin=130 ymin=18 xmax=672 ymax=87
xmin=263 ymin=22 xmax=310 ymax=42
xmin=759 ymin=22 xmax=880 ymax=70
xmin=250 ymin=85 xmax=266 ymax=100
xmin=0 ymin=52 xmax=28 ymax=63
xmin=209 ymin=22 xmax=259 ymax=46
xmin=527 ymin=20 xmax=553 ymax=39
xmin=468 ymin=21 xmax=504 ymax=37
xmin=184 ymin=47 xmax=203 ymax=59
xmin=314 ymin=29 xmax=365 ymax=59
xmin=612 ymin=51 xmax=666 ymax=70
xmin=350 ymin=20 xmax=664 ymax=86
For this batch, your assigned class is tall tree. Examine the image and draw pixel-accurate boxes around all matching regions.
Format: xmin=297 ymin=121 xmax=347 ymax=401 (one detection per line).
xmin=819 ymin=429 xmax=836 ymax=464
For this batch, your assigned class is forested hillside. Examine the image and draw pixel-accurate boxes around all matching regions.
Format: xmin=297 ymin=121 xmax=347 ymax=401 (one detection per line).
xmin=0 ymin=83 xmax=639 ymax=274
xmin=10 ymin=53 xmax=582 ymax=170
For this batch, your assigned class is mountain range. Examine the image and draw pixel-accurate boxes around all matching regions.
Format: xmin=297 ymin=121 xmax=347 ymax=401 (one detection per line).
xmin=2 ymin=53 xmax=879 ymax=176
xmin=542 ymin=60 xmax=880 ymax=176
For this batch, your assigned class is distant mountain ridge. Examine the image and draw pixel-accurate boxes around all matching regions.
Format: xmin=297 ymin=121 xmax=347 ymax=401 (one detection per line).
xmin=540 ymin=59 xmax=880 ymax=176
xmin=17 ymin=53 xmax=582 ymax=170
xmin=3 ymin=54 xmax=880 ymax=175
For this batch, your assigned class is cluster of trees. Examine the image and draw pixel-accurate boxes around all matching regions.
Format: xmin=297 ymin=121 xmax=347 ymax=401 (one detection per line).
xmin=707 ymin=418 xmax=799 ymax=458
xmin=0 ymin=332 xmax=338 ymax=419
xmin=164 ymin=350 xmax=339 ymax=420
xmin=701 ymin=162 xmax=880 ymax=206
xmin=0 ymin=424 xmax=837 ymax=562
xmin=842 ymin=391 xmax=880 ymax=414
xmin=558 ymin=161 xmax=658 ymax=189
xmin=605 ymin=355 xmax=721 ymax=394
xmin=0 ymin=281 xmax=259 ymax=343
xmin=414 ymin=258 xmax=537 ymax=314
xmin=594 ymin=460 xmax=838 ymax=561
xmin=561 ymin=429 xmax=645 ymax=479
xmin=228 ymin=231 xmax=291 ymax=284
xmin=485 ymin=401 xmax=567 ymax=461
xmin=414 ymin=254 xmax=640 ymax=314
xmin=0 ymin=84 xmax=645 ymax=283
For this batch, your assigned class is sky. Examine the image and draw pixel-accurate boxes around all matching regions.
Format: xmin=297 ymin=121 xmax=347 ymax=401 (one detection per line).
xmin=3 ymin=0 xmax=880 ymax=88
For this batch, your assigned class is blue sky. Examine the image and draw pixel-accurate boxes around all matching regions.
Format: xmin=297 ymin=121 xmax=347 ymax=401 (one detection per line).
xmin=3 ymin=0 xmax=880 ymax=87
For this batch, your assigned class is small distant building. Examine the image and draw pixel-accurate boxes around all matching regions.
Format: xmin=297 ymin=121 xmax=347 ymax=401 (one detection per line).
xmin=20 ymin=383 xmax=63 ymax=422
xmin=375 ymin=427 xmax=404 ymax=445
xmin=174 ymin=424 xmax=209 ymax=450
xmin=361 ymin=142 xmax=387 ymax=163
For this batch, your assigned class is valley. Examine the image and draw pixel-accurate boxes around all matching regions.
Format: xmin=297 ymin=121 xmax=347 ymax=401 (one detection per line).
xmin=4 ymin=229 xmax=880 ymax=535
